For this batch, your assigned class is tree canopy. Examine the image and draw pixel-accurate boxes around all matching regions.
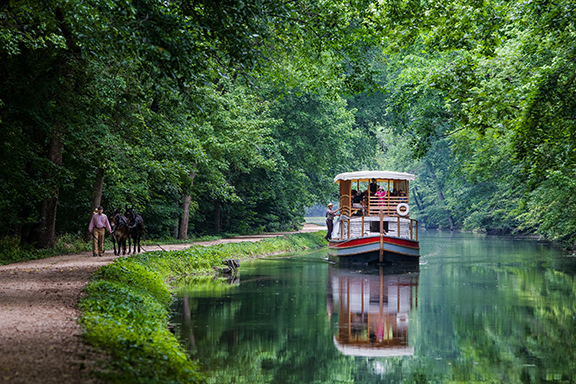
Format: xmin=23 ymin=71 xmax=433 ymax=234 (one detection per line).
xmin=1 ymin=0 xmax=575 ymax=248
xmin=0 ymin=0 xmax=379 ymax=246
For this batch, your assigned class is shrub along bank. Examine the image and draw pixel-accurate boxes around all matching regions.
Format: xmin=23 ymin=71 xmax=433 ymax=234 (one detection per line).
xmin=79 ymin=232 xmax=327 ymax=384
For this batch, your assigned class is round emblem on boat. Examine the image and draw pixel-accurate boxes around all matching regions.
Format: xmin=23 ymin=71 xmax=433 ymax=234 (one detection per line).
xmin=397 ymin=203 xmax=409 ymax=216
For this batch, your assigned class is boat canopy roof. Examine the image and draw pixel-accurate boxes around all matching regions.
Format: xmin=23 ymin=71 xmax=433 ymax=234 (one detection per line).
xmin=334 ymin=171 xmax=415 ymax=183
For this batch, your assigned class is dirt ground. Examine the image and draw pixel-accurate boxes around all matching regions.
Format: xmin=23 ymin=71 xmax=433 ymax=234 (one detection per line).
xmin=0 ymin=224 xmax=326 ymax=383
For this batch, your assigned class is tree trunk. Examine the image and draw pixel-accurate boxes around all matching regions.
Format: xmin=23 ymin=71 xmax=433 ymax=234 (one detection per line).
xmin=177 ymin=171 xmax=196 ymax=240
xmin=427 ymin=164 xmax=454 ymax=230
xmin=36 ymin=7 xmax=77 ymax=248
xmin=178 ymin=194 xmax=192 ymax=239
xmin=87 ymin=167 xmax=105 ymax=241
xmin=90 ymin=167 xmax=105 ymax=214
xmin=36 ymin=131 xmax=64 ymax=248
xmin=411 ymin=186 xmax=426 ymax=227
xmin=411 ymin=186 xmax=424 ymax=211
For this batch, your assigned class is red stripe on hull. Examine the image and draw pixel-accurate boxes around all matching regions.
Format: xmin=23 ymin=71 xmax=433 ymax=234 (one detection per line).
xmin=329 ymin=236 xmax=419 ymax=250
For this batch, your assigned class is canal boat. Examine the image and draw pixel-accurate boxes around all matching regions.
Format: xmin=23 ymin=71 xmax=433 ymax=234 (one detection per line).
xmin=327 ymin=171 xmax=419 ymax=264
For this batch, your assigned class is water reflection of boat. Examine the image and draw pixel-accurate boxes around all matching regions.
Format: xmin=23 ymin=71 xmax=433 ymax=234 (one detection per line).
xmin=328 ymin=171 xmax=420 ymax=265
xmin=328 ymin=265 xmax=419 ymax=357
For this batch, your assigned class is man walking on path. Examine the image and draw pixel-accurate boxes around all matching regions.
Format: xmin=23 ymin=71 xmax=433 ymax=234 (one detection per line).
xmin=88 ymin=206 xmax=112 ymax=257
xmin=325 ymin=203 xmax=339 ymax=241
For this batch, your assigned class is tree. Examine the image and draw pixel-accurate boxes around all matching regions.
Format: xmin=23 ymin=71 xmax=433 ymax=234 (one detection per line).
xmin=0 ymin=0 xmax=385 ymax=247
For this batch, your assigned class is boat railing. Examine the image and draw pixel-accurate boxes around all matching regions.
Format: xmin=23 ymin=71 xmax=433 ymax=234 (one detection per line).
xmin=338 ymin=215 xmax=418 ymax=242
xmin=340 ymin=195 xmax=410 ymax=218
xmin=367 ymin=196 xmax=408 ymax=216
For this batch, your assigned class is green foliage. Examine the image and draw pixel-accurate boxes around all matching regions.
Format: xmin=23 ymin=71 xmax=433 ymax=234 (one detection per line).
xmin=0 ymin=232 xmax=91 ymax=266
xmin=129 ymin=232 xmax=327 ymax=277
xmin=94 ymin=259 xmax=172 ymax=305
xmin=3 ymin=0 xmax=574 ymax=249
xmin=80 ymin=277 xmax=200 ymax=384
xmin=187 ymin=87 xmax=378 ymax=235
xmin=520 ymin=170 xmax=576 ymax=247
xmin=360 ymin=46 xmax=527 ymax=233
xmin=366 ymin=1 xmax=576 ymax=242
xmin=0 ymin=0 xmax=381 ymax=249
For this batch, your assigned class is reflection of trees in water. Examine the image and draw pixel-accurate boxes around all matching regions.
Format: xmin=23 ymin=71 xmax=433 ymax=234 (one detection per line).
xmin=170 ymin=253 xmax=576 ymax=384
xmin=171 ymin=262 xmax=419 ymax=383
xmin=433 ymin=263 xmax=576 ymax=383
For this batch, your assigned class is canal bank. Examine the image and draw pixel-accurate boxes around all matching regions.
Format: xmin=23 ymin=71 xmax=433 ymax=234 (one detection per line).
xmin=0 ymin=224 xmax=326 ymax=384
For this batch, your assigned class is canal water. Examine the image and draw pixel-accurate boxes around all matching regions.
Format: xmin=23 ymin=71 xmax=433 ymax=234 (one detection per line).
xmin=171 ymin=231 xmax=576 ymax=383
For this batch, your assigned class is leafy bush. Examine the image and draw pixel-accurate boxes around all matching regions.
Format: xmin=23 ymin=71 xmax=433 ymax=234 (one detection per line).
xmin=94 ymin=260 xmax=172 ymax=305
xmin=0 ymin=232 xmax=93 ymax=265
xmin=54 ymin=232 xmax=92 ymax=254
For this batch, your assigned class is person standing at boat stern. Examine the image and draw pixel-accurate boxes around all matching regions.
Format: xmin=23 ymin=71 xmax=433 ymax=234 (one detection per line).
xmin=370 ymin=178 xmax=378 ymax=195
xmin=88 ymin=206 xmax=112 ymax=257
xmin=325 ymin=203 xmax=340 ymax=241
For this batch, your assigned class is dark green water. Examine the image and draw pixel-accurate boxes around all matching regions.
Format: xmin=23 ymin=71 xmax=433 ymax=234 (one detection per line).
xmin=171 ymin=231 xmax=576 ymax=383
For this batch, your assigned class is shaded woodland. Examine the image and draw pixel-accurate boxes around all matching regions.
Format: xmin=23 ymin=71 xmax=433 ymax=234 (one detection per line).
xmin=1 ymin=1 xmax=575 ymax=249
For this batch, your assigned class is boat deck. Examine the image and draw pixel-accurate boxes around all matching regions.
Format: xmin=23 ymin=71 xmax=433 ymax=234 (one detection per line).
xmin=333 ymin=216 xmax=416 ymax=241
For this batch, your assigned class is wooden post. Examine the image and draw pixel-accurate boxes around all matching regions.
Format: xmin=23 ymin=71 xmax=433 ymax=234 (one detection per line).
xmin=379 ymin=210 xmax=384 ymax=263
xmin=397 ymin=216 xmax=401 ymax=237
xmin=387 ymin=180 xmax=391 ymax=215
xmin=367 ymin=181 xmax=370 ymax=214
xmin=347 ymin=218 xmax=350 ymax=239
xmin=361 ymin=216 xmax=365 ymax=237
xmin=410 ymin=219 xmax=413 ymax=239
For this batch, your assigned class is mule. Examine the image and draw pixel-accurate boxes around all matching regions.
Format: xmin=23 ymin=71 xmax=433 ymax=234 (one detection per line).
xmin=110 ymin=209 xmax=130 ymax=256
xmin=125 ymin=208 xmax=146 ymax=254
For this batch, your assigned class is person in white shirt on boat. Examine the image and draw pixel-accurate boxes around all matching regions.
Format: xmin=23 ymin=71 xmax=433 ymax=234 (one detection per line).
xmin=325 ymin=203 xmax=340 ymax=240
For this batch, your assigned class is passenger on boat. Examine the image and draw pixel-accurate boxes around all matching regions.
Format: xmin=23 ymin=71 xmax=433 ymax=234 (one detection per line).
xmin=376 ymin=186 xmax=386 ymax=204
xmin=360 ymin=199 xmax=368 ymax=215
xmin=352 ymin=190 xmax=367 ymax=216
xmin=325 ymin=203 xmax=340 ymax=240
xmin=370 ymin=178 xmax=378 ymax=195
xmin=399 ymin=190 xmax=407 ymax=202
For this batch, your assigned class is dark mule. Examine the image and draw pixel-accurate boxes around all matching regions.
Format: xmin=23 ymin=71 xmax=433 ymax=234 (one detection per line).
xmin=110 ymin=209 xmax=130 ymax=256
xmin=125 ymin=208 xmax=146 ymax=254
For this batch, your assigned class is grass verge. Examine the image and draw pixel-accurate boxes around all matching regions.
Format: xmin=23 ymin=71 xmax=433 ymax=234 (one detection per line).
xmin=79 ymin=231 xmax=327 ymax=384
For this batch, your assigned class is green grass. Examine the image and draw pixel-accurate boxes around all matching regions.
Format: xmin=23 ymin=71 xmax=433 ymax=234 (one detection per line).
xmin=79 ymin=231 xmax=327 ymax=384
xmin=144 ymin=233 xmax=240 ymax=246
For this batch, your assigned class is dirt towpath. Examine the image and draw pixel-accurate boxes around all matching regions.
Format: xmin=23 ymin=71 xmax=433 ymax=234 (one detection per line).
xmin=0 ymin=224 xmax=326 ymax=384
